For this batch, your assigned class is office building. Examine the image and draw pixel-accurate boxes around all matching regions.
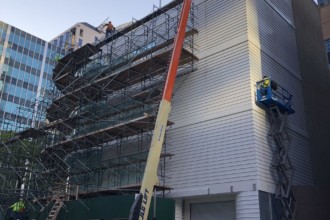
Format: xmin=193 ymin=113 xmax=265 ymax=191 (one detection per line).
xmin=0 ymin=21 xmax=105 ymax=131
xmin=50 ymin=22 xmax=104 ymax=53
xmin=0 ymin=21 xmax=64 ymax=131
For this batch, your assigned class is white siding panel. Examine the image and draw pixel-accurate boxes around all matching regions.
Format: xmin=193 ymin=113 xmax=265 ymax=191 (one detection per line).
xmin=171 ymin=42 xmax=251 ymax=125
xmin=247 ymin=0 xmax=300 ymax=78
xmin=194 ymin=0 xmax=248 ymax=53
xmin=265 ymin=0 xmax=294 ymax=25
xmin=175 ymin=199 xmax=183 ymax=220
xmin=236 ymin=191 xmax=261 ymax=219
xmin=167 ymin=0 xmax=261 ymax=217
xmin=167 ymin=111 xmax=257 ymax=192
xmin=247 ymin=0 xmax=313 ymax=192
xmin=288 ymin=130 xmax=314 ymax=185
xmin=249 ymin=42 xmax=309 ymax=135
xmin=252 ymin=110 xmax=313 ymax=193
xmin=164 ymin=0 xmax=312 ymax=218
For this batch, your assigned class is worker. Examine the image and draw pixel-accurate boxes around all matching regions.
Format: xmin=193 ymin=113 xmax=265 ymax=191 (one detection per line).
xmin=260 ymin=75 xmax=278 ymax=97
xmin=9 ymin=199 xmax=25 ymax=220
xmin=54 ymin=54 xmax=61 ymax=63
xmin=104 ymin=21 xmax=115 ymax=38
xmin=261 ymin=75 xmax=270 ymax=88
xmin=262 ymin=76 xmax=278 ymax=90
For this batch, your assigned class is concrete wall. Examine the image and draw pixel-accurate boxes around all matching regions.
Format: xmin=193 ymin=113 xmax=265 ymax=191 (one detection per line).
xmin=292 ymin=0 xmax=330 ymax=186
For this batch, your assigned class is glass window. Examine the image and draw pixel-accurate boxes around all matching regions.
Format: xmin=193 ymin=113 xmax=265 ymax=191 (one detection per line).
xmin=26 ymin=33 xmax=31 ymax=41
xmin=71 ymin=28 xmax=76 ymax=36
xmin=20 ymin=31 xmax=26 ymax=39
xmin=80 ymin=29 xmax=83 ymax=37
xmin=13 ymin=34 xmax=19 ymax=44
xmin=11 ymin=77 xmax=17 ymax=85
xmin=21 ymin=54 xmax=27 ymax=64
xmin=15 ymin=51 xmax=22 ymax=62
xmin=14 ymin=28 xmax=20 ymax=36
xmin=34 ymin=43 xmax=39 ymax=53
xmin=59 ymin=36 xmax=63 ymax=47
xmin=27 ymin=56 xmax=33 ymax=67
xmin=78 ymin=39 xmax=83 ymax=48
xmin=10 ymin=50 xmax=17 ymax=60
xmin=24 ymin=38 xmax=30 ymax=49
xmin=14 ymin=61 xmax=20 ymax=69
xmin=30 ymin=41 xmax=36 ymax=51
xmin=9 ymin=85 xmax=16 ymax=95
xmin=325 ymin=39 xmax=330 ymax=65
xmin=23 ymin=48 xmax=28 ymax=55
xmin=65 ymin=31 xmax=69 ymax=42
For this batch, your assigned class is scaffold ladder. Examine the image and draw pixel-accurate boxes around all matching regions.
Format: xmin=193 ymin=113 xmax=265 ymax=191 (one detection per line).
xmin=268 ymin=106 xmax=296 ymax=220
xmin=47 ymin=197 xmax=64 ymax=220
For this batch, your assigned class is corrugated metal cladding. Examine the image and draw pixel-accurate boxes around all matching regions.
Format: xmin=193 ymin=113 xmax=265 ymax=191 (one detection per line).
xmin=248 ymin=0 xmax=313 ymax=192
xmin=266 ymin=0 xmax=295 ymax=24
xmin=165 ymin=0 xmax=313 ymax=219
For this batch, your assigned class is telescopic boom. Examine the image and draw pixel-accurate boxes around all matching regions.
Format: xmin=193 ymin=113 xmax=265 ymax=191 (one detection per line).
xmin=128 ymin=0 xmax=192 ymax=219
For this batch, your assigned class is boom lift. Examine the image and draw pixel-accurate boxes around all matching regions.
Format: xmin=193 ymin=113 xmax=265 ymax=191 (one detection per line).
xmin=128 ymin=0 xmax=192 ymax=219
xmin=256 ymin=77 xmax=296 ymax=219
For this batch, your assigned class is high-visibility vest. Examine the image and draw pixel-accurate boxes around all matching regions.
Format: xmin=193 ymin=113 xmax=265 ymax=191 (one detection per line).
xmin=10 ymin=201 xmax=25 ymax=212
xmin=262 ymin=78 xmax=270 ymax=88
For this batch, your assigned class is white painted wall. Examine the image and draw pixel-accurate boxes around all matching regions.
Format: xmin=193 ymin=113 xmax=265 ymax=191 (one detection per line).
xmin=166 ymin=0 xmax=313 ymax=219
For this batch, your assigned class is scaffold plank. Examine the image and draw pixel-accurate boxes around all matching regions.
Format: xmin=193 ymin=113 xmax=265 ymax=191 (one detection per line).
xmin=42 ymin=115 xmax=173 ymax=154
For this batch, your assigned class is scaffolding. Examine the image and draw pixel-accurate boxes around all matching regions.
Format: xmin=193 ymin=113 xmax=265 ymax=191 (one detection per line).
xmin=0 ymin=0 xmax=198 ymax=217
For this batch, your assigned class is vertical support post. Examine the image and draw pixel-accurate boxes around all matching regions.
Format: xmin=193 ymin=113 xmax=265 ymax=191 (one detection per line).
xmin=20 ymin=159 xmax=29 ymax=199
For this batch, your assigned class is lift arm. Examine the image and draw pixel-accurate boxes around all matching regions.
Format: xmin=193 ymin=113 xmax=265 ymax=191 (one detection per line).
xmin=128 ymin=0 xmax=192 ymax=219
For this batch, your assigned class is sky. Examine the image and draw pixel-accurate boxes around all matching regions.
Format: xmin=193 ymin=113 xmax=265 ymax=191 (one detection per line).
xmin=0 ymin=0 xmax=172 ymax=41
xmin=0 ymin=0 xmax=321 ymax=41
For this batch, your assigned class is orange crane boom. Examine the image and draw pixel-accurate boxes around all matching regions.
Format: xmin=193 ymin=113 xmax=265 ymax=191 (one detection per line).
xmin=128 ymin=0 xmax=192 ymax=219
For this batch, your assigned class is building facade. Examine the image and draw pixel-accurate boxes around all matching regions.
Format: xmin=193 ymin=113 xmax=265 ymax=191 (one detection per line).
xmin=43 ymin=0 xmax=315 ymax=219
xmin=50 ymin=22 xmax=104 ymax=53
xmin=0 ymin=21 xmax=64 ymax=131
xmin=1 ymin=0 xmax=328 ymax=219
xmin=0 ymin=21 xmax=107 ymax=217
xmin=0 ymin=21 xmax=104 ymax=132
xmin=166 ymin=0 xmax=313 ymax=219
